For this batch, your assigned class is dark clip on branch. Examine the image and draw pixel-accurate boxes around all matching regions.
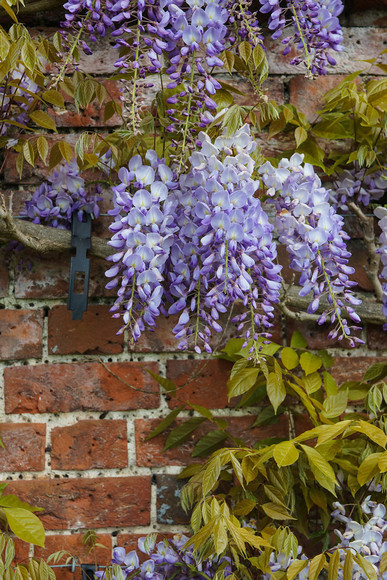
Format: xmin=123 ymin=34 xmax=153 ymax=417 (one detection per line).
xmin=68 ymin=213 xmax=91 ymax=320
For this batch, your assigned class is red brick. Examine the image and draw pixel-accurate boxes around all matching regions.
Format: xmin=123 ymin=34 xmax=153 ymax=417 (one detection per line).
xmin=51 ymin=420 xmax=127 ymax=470
xmin=289 ymin=76 xmax=346 ymax=122
xmin=4 ymin=477 xmax=151 ymax=529
xmin=48 ymin=305 xmax=123 ymax=355
xmin=4 ymin=361 xmax=159 ymax=414
xmin=367 ymin=324 xmax=387 ymax=350
xmin=13 ymin=538 xmax=31 ymax=565
xmin=49 ymin=79 xmax=122 ymax=128
xmin=34 ymin=534 xmax=112 ymax=580
xmin=0 ymin=423 xmax=46 ymax=471
xmin=331 ymin=356 xmax=387 ymax=385
xmin=14 ymin=254 xmax=115 ymax=299
xmin=0 ymin=310 xmax=43 ymax=360
xmin=135 ymin=414 xmax=289 ymax=467
xmin=166 ymin=359 xmax=232 ymax=409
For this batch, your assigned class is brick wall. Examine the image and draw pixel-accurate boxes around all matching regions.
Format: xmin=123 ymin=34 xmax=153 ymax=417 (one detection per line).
xmin=0 ymin=4 xmax=386 ymax=574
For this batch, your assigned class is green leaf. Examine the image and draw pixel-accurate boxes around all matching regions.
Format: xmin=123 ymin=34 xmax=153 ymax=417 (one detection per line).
xmin=354 ymin=553 xmax=377 ymax=580
xmin=239 ymin=41 xmax=252 ymax=63
xmin=192 ymin=431 xmax=228 ymax=458
xmin=144 ymin=368 xmax=177 ymax=396
xmin=261 ymin=502 xmax=295 ymax=520
xmin=281 ymin=347 xmax=299 ymax=370
xmin=163 ymin=417 xmax=206 ymax=451
xmin=202 ymin=455 xmax=222 ymax=496
xmin=58 ymin=141 xmax=73 ymax=163
xmin=43 ymin=90 xmax=65 ymax=108
xmin=266 ymin=372 xmax=286 ymax=414
xmin=299 ymin=352 xmax=322 ymax=376
xmin=0 ymin=495 xmax=43 ymax=513
xmin=2 ymin=507 xmax=45 ymax=547
xmin=145 ymin=407 xmax=184 ymax=440
xmin=273 ymin=441 xmax=299 ymax=467
xmin=21 ymin=40 xmax=36 ymax=72
xmin=295 ymin=126 xmax=308 ymax=147
xmin=378 ymin=450 xmax=387 ymax=473
xmin=29 ymin=110 xmax=56 ymax=132
xmin=301 ymin=445 xmax=336 ymax=494
xmin=322 ymin=389 xmax=348 ymax=418
xmin=233 ymin=499 xmax=256 ymax=517
xmin=309 ymin=554 xmax=326 ymax=580
xmin=220 ymin=50 xmax=235 ymax=74
xmin=252 ymin=405 xmax=283 ymax=428
xmin=363 ymin=362 xmax=387 ymax=383
xmin=290 ymin=331 xmax=307 ymax=349
xmin=316 ymin=420 xmax=352 ymax=446
xmin=37 ymin=136 xmax=48 ymax=164
xmin=357 ymin=453 xmax=382 ymax=486
xmin=323 ymin=372 xmax=338 ymax=396
xmin=221 ymin=104 xmax=242 ymax=136
xmin=355 ymin=420 xmax=387 ymax=448
xmin=287 ymin=559 xmax=309 ymax=580
xmin=303 ymin=372 xmax=322 ymax=395
xmin=227 ymin=367 xmax=259 ymax=398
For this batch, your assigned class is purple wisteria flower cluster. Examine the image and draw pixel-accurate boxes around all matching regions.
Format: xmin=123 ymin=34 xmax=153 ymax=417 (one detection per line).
xmin=105 ymin=151 xmax=179 ymax=341
xmin=258 ymin=0 xmax=344 ymax=76
xmin=259 ymin=153 xmax=363 ymax=346
xmin=97 ymin=534 xmax=232 ymax=579
xmin=20 ymin=160 xmax=102 ymax=228
xmin=332 ymin=165 xmax=387 ymax=211
xmin=106 ymin=125 xmax=282 ymax=351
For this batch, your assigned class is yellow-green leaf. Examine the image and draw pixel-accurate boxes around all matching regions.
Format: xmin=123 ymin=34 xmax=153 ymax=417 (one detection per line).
xmin=287 ymin=559 xmax=308 ymax=580
xmin=43 ymin=90 xmax=65 ymax=108
xmin=301 ymin=445 xmax=336 ymax=495
xmin=281 ymin=347 xmax=299 ymax=370
xmin=357 ymin=453 xmax=382 ymax=486
xmin=309 ymin=553 xmax=326 ymax=580
xmin=37 ymin=136 xmax=48 ymax=164
xmin=29 ymin=110 xmax=56 ymax=132
xmin=2 ymin=507 xmax=45 ymax=547
xmin=322 ymin=389 xmax=348 ymax=418
xmin=354 ymin=420 xmax=387 ymax=448
xmin=328 ymin=550 xmax=340 ymax=580
xmin=379 ymin=450 xmax=387 ymax=473
xmin=300 ymin=352 xmax=322 ymax=376
xmin=316 ymin=420 xmax=351 ymax=446
xmin=295 ymin=126 xmax=308 ymax=147
xmin=273 ymin=441 xmax=299 ymax=467
xmin=261 ymin=502 xmax=295 ymax=520
xmin=266 ymin=371 xmax=286 ymax=414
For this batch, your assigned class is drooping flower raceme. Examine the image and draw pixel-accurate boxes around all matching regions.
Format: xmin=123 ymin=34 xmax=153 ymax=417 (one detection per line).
xmin=259 ymin=154 xmax=362 ymax=346
xmin=106 ymin=126 xmax=282 ymax=351
xmin=332 ymin=166 xmax=387 ymax=211
xmin=259 ymin=0 xmax=344 ymax=76
xmin=19 ymin=160 xmax=102 ymax=228
xmin=96 ymin=533 xmax=232 ymax=579
xmin=167 ymin=124 xmax=282 ymax=353
xmin=106 ymin=151 xmax=179 ymax=341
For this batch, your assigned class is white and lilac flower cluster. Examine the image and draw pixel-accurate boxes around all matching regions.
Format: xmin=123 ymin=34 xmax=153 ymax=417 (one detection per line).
xmin=105 ymin=151 xmax=179 ymax=341
xmin=259 ymin=153 xmax=363 ymax=346
xmin=331 ymin=497 xmax=387 ymax=579
xmin=20 ymin=160 xmax=102 ymax=228
xmin=97 ymin=534 xmax=232 ymax=579
xmin=106 ymin=125 xmax=282 ymax=351
xmin=259 ymin=0 xmax=344 ymax=76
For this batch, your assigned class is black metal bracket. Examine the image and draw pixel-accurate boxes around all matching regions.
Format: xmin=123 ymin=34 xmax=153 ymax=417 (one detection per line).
xmin=81 ymin=564 xmax=97 ymax=580
xmin=68 ymin=213 xmax=91 ymax=320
